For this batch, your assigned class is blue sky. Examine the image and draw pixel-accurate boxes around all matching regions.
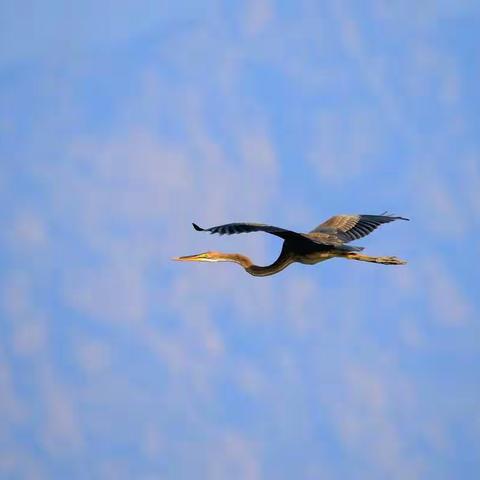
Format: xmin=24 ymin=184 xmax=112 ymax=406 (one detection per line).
xmin=1 ymin=1 xmax=480 ymax=479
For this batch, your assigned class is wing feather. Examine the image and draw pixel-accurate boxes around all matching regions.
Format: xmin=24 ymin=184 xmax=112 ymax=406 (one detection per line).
xmin=309 ymin=214 xmax=409 ymax=243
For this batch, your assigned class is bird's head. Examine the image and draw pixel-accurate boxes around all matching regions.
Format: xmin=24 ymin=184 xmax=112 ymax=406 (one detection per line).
xmin=172 ymin=251 xmax=226 ymax=263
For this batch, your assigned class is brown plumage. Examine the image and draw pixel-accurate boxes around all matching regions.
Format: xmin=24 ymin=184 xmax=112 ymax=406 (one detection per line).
xmin=173 ymin=213 xmax=409 ymax=277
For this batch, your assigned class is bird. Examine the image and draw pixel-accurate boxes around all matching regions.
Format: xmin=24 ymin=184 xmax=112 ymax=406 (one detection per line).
xmin=173 ymin=213 xmax=409 ymax=277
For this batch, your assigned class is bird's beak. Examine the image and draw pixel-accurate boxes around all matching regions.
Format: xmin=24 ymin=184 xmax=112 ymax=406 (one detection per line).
xmin=172 ymin=253 xmax=209 ymax=262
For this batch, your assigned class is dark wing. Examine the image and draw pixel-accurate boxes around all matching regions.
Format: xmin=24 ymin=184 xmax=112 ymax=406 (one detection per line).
xmin=309 ymin=213 xmax=409 ymax=243
xmin=192 ymin=222 xmax=325 ymax=245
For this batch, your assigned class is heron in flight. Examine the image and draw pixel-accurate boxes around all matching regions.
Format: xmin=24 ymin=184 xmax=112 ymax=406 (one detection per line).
xmin=173 ymin=213 xmax=409 ymax=277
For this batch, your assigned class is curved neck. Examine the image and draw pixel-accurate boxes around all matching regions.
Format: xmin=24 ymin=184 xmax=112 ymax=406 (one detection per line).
xmin=224 ymin=249 xmax=293 ymax=277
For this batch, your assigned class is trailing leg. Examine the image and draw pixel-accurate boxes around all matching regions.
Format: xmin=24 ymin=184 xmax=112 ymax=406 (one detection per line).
xmin=343 ymin=252 xmax=407 ymax=265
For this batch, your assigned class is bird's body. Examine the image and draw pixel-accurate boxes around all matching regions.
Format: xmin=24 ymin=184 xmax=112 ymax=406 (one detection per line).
xmin=174 ymin=213 xmax=409 ymax=276
xmin=295 ymin=250 xmax=337 ymax=265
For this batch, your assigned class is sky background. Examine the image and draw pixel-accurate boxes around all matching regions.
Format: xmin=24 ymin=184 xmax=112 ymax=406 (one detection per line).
xmin=1 ymin=1 xmax=480 ymax=479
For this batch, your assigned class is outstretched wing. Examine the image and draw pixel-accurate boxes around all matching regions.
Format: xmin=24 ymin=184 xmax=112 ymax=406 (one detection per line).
xmin=309 ymin=213 xmax=409 ymax=243
xmin=192 ymin=222 xmax=322 ymax=245
xmin=192 ymin=222 xmax=303 ymax=241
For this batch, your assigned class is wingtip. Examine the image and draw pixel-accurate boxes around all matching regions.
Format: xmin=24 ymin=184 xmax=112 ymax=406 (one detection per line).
xmin=381 ymin=212 xmax=410 ymax=221
xmin=192 ymin=223 xmax=204 ymax=231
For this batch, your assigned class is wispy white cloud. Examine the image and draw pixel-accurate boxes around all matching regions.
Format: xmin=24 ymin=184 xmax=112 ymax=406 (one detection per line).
xmin=38 ymin=365 xmax=84 ymax=456
xmin=0 ymin=352 xmax=27 ymax=427
xmin=244 ymin=0 xmax=274 ymax=37
xmin=307 ymin=109 xmax=382 ymax=184
xmin=207 ymin=433 xmax=261 ymax=480
xmin=9 ymin=211 xmax=48 ymax=251
xmin=326 ymin=362 xmax=425 ymax=480
xmin=422 ymin=257 xmax=473 ymax=326
xmin=413 ymin=168 xmax=468 ymax=238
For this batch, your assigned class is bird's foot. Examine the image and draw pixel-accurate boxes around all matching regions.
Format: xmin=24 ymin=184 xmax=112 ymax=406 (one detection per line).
xmin=377 ymin=256 xmax=407 ymax=265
